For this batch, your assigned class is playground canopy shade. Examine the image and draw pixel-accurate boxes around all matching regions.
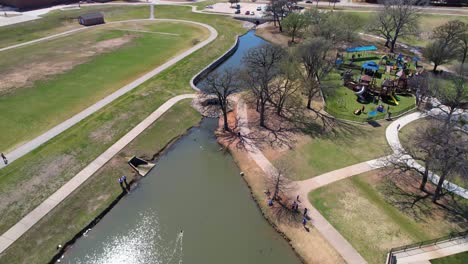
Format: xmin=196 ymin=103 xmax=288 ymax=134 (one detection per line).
xmin=346 ymin=45 xmax=377 ymax=53
xmin=362 ymin=61 xmax=380 ymax=72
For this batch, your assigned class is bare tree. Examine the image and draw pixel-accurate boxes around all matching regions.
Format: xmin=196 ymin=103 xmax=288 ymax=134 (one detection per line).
xmin=269 ymin=56 xmax=301 ymax=116
xmin=423 ymin=40 xmax=457 ymax=73
xmin=282 ymin=12 xmax=307 ymax=43
xmin=294 ymin=37 xmax=334 ymax=110
xmin=370 ymin=0 xmax=426 ymax=53
xmin=242 ymin=44 xmax=286 ymax=127
xmin=432 ymin=20 xmax=466 ymax=47
xmin=458 ymin=31 xmax=468 ymax=69
xmin=266 ymin=0 xmax=288 ymax=32
xmin=204 ymin=68 xmax=240 ymax=132
xmin=306 ymin=10 xmax=359 ymax=46
xmin=429 ymin=75 xmax=467 ymax=128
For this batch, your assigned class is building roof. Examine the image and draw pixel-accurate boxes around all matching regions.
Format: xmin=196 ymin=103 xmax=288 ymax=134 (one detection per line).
xmin=79 ymin=12 xmax=104 ymax=20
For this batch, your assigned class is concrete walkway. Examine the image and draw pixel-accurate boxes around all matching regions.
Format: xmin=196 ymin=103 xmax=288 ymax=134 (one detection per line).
xmin=394 ymin=237 xmax=468 ymax=264
xmin=0 ymin=18 xmax=217 ymax=170
xmin=0 ymin=94 xmax=197 ymax=254
xmin=296 ymin=158 xmax=385 ymax=194
xmin=236 ymin=98 xmax=367 ymax=264
xmin=386 ymin=112 xmax=468 ymax=199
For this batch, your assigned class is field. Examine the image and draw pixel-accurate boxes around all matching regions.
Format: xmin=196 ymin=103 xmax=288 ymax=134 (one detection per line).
xmin=431 ymin=251 xmax=468 ymax=264
xmin=0 ymin=4 xmax=246 ymax=253
xmin=0 ymin=99 xmax=202 ymax=264
xmin=0 ymin=20 xmax=209 ymax=151
xmin=271 ymin=122 xmax=390 ymax=180
xmin=309 ymin=170 xmax=467 ymax=264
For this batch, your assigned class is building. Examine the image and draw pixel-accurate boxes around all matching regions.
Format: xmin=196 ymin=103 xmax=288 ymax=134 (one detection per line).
xmin=0 ymin=0 xmax=114 ymax=10
xmin=78 ymin=12 xmax=104 ymax=26
xmin=0 ymin=0 xmax=63 ymax=9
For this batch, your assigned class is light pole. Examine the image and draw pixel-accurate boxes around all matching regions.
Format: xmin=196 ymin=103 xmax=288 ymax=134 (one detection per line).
xmin=150 ymin=0 xmax=154 ymax=20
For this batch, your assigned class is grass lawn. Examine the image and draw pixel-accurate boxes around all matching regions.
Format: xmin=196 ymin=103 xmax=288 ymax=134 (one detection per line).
xmin=323 ymin=71 xmax=416 ymax=122
xmin=0 ymin=99 xmax=202 ymax=264
xmin=309 ymin=170 xmax=466 ymax=264
xmin=431 ymin=251 xmax=468 ymax=264
xmin=0 ymin=5 xmax=154 ymax=48
xmin=400 ymin=118 xmax=468 ymax=189
xmin=0 ymin=3 xmax=245 ymax=243
xmin=0 ymin=21 xmax=209 ymax=151
xmin=275 ymin=121 xmax=390 ymax=180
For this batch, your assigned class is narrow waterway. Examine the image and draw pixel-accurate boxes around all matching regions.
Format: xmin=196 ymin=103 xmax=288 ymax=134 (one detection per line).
xmin=61 ymin=119 xmax=301 ymax=264
xmin=196 ymin=30 xmax=268 ymax=91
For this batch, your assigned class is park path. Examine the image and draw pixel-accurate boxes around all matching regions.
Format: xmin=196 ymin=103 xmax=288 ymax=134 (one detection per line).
xmin=393 ymin=236 xmax=468 ymax=264
xmin=386 ymin=112 xmax=468 ymax=199
xmin=0 ymin=93 xmax=197 ymax=254
xmin=0 ymin=18 xmax=217 ymax=170
xmin=235 ymin=98 xmax=367 ymax=264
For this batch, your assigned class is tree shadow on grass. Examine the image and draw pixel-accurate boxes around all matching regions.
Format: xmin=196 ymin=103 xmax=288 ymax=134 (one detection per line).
xmin=379 ymin=173 xmax=468 ymax=227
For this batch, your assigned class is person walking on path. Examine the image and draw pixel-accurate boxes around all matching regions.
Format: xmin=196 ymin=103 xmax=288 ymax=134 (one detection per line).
xmin=397 ymin=124 xmax=401 ymax=132
xmin=1 ymin=153 xmax=7 ymax=165
xmin=303 ymin=207 xmax=308 ymax=216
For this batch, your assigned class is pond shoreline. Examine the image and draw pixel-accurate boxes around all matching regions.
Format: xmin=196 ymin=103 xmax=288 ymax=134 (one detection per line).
xmin=48 ymin=121 xmax=202 ymax=263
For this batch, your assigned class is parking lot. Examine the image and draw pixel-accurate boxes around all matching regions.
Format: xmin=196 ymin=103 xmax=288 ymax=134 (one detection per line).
xmin=204 ymin=3 xmax=268 ymax=17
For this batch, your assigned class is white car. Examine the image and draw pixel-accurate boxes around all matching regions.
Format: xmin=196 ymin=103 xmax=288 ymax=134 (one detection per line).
xmin=250 ymin=11 xmax=255 ymax=15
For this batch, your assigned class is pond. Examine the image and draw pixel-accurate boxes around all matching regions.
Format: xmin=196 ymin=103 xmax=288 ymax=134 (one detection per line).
xmin=196 ymin=30 xmax=268 ymax=91
xmin=61 ymin=119 xmax=301 ymax=264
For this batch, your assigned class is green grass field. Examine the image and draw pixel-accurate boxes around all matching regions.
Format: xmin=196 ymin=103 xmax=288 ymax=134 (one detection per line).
xmin=0 ymin=4 xmax=245 ymax=245
xmin=0 ymin=99 xmax=202 ymax=264
xmin=276 ymin=122 xmax=390 ymax=180
xmin=309 ymin=171 xmax=465 ymax=264
xmin=431 ymin=251 xmax=468 ymax=264
xmin=0 ymin=21 xmax=208 ymax=151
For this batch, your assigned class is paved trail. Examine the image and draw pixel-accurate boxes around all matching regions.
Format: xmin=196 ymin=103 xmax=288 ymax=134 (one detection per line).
xmin=0 ymin=94 xmax=196 ymax=254
xmin=236 ymin=98 xmax=368 ymax=264
xmin=0 ymin=18 xmax=217 ymax=170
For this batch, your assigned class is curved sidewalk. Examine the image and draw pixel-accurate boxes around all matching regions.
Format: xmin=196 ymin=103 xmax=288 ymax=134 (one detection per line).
xmin=386 ymin=112 xmax=468 ymax=199
xmin=0 ymin=94 xmax=197 ymax=254
xmin=0 ymin=18 xmax=217 ymax=170
xmin=236 ymin=98 xmax=367 ymax=264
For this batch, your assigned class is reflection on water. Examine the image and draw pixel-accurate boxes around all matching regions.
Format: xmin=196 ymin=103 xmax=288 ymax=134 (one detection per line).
xmin=76 ymin=211 xmax=183 ymax=264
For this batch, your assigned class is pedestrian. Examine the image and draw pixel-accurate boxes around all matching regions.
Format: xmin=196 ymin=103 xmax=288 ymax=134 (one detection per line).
xmin=302 ymin=216 xmax=307 ymax=226
xmin=295 ymin=203 xmax=299 ymax=211
xmin=303 ymin=207 xmax=308 ymax=216
xmin=268 ymin=198 xmax=273 ymax=206
xmin=122 ymin=175 xmax=130 ymax=190
xmin=1 ymin=152 xmax=7 ymax=165
xmin=397 ymin=124 xmax=401 ymax=131
xmin=291 ymin=201 xmax=297 ymax=210
xmin=118 ymin=177 xmax=127 ymax=193
xmin=296 ymin=195 xmax=300 ymax=202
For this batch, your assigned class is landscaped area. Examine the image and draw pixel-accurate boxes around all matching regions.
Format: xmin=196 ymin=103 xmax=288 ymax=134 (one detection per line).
xmin=309 ymin=170 xmax=467 ymax=264
xmin=0 ymin=20 xmax=209 ymax=151
xmin=0 ymin=1 xmax=466 ymax=264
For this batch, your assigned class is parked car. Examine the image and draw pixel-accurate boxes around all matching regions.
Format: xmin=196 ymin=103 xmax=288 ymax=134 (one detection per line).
xmin=245 ymin=11 xmax=250 ymax=15
xmin=235 ymin=9 xmax=241 ymax=14
xmin=305 ymin=0 xmax=312 ymax=3
xmin=250 ymin=11 xmax=255 ymax=15
xmin=236 ymin=4 xmax=241 ymax=9
xmin=205 ymin=5 xmax=213 ymax=9
xmin=256 ymin=6 xmax=262 ymax=11
xmin=293 ymin=5 xmax=305 ymax=10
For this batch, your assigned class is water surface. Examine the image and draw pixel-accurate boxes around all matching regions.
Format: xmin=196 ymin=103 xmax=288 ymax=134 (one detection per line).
xmin=62 ymin=119 xmax=301 ymax=264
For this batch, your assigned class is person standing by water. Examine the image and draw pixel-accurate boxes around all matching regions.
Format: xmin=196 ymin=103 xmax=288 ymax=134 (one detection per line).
xmin=118 ymin=177 xmax=127 ymax=193
xmin=1 ymin=152 xmax=7 ymax=165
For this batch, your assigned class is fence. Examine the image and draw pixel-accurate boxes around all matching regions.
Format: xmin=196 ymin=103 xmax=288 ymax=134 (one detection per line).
xmin=386 ymin=230 xmax=468 ymax=264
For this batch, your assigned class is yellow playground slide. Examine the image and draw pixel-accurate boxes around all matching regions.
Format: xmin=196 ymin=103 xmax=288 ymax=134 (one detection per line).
xmin=390 ymin=94 xmax=399 ymax=105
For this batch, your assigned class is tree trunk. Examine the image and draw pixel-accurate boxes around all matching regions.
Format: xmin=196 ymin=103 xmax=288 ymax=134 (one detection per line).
xmin=420 ymin=166 xmax=429 ymax=191
xmin=384 ymin=37 xmax=390 ymax=48
xmin=433 ymin=63 xmax=439 ymax=73
xmin=222 ymin=110 xmax=230 ymax=132
xmin=260 ymin=101 xmax=266 ymax=127
xmin=256 ymin=99 xmax=260 ymax=112
xmin=291 ymin=30 xmax=295 ymax=43
xmin=390 ymin=38 xmax=397 ymax=53
xmin=307 ymin=94 xmax=313 ymax=109
xmin=432 ymin=173 xmax=447 ymax=202
xmin=273 ymin=175 xmax=280 ymax=200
